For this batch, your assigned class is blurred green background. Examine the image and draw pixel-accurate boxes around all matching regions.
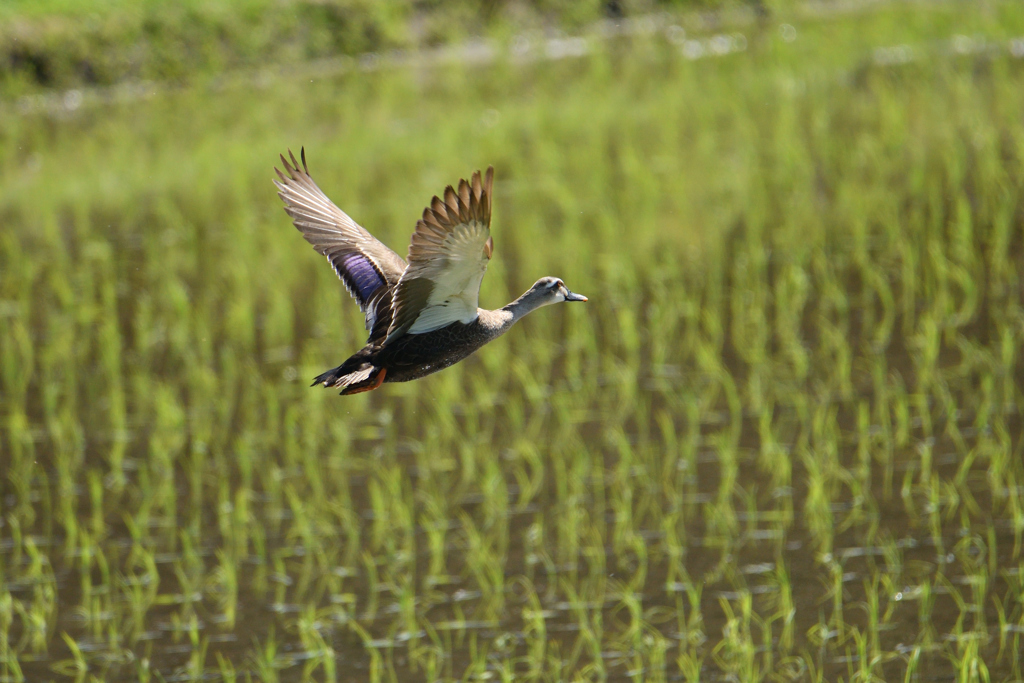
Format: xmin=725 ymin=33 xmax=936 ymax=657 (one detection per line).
xmin=2 ymin=1 xmax=1024 ymax=681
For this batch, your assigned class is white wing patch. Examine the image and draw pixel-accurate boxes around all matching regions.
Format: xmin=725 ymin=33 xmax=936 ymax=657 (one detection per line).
xmin=385 ymin=166 xmax=495 ymax=345
xmin=407 ymin=219 xmax=490 ymax=333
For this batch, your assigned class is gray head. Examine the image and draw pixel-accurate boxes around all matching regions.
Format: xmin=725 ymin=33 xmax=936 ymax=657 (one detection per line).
xmin=505 ymin=276 xmax=587 ymax=320
xmin=527 ymin=276 xmax=588 ymax=305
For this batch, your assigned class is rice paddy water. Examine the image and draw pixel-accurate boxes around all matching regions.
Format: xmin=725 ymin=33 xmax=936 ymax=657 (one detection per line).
xmin=2 ymin=2 xmax=1024 ymax=681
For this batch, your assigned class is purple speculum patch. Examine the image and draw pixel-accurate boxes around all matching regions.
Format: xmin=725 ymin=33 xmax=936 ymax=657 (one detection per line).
xmin=341 ymin=253 xmax=385 ymax=301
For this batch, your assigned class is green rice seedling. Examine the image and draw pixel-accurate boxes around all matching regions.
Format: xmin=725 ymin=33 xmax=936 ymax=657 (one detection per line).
xmin=294 ymin=604 xmax=336 ymax=683
xmin=0 ymin=593 xmax=24 ymax=683
xmin=207 ymin=549 xmax=238 ymax=630
xmin=214 ymin=652 xmax=236 ymax=683
xmin=711 ymin=592 xmax=767 ymax=682
xmin=51 ymin=633 xmax=88 ymax=679
xmin=248 ymin=629 xmax=284 ymax=683
xmin=675 ymin=644 xmax=704 ymax=683
xmin=516 ymin=576 xmax=547 ymax=680
xmin=767 ymin=558 xmax=796 ymax=653
xmin=948 ymin=635 xmax=992 ymax=683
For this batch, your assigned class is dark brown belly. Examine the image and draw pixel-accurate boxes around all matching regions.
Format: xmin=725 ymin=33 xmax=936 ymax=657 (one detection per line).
xmin=374 ymin=321 xmax=494 ymax=383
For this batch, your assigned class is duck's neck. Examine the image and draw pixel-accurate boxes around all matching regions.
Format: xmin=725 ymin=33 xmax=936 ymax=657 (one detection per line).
xmin=502 ymin=290 xmax=547 ymax=323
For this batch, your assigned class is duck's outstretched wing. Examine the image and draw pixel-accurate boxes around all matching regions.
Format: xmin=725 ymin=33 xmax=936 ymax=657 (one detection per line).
xmin=385 ymin=167 xmax=494 ymax=345
xmin=274 ymin=149 xmax=407 ymax=340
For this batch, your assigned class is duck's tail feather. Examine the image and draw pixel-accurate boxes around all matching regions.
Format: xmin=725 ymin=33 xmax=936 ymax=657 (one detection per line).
xmin=312 ymin=362 xmax=387 ymax=395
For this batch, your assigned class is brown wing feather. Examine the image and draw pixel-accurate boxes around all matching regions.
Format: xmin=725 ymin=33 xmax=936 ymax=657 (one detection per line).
xmin=386 ymin=167 xmax=495 ymax=344
xmin=274 ymin=149 xmax=407 ymax=341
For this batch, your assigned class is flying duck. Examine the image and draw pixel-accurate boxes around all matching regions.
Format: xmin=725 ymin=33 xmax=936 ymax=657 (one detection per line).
xmin=274 ymin=149 xmax=587 ymax=394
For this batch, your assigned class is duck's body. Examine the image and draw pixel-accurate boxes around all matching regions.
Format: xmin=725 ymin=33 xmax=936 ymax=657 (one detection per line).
xmin=313 ymin=308 xmax=513 ymax=388
xmin=274 ymin=150 xmax=586 ymax=395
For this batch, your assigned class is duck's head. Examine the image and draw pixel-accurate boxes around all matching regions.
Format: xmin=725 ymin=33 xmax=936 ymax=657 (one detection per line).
xmin=506 ymin=277 xmax=587 ymax=320
xmin=526 ymin=276 xmax=588 ymax=306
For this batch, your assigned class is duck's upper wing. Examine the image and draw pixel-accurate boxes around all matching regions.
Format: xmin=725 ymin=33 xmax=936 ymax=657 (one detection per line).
xmin=274 ymin=149 xmax=407 ymax=340
xmin=385 ymin=167 xmax=494 ymax=345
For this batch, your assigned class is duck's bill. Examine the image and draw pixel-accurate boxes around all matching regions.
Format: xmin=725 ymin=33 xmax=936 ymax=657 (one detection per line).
xmin=564 ymin=290 xmax=588 ymax=302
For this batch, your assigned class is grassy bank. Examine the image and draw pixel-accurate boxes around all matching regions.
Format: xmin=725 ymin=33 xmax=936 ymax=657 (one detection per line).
xmin=0 ymin=0 xmax=766 ymax=99
xmin=2 ymin=1 xmax=1024 ymax=681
